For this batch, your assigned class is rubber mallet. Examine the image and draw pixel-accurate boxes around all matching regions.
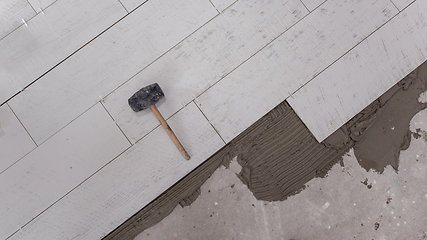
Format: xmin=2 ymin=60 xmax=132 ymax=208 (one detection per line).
xmin=128 ymin=83 xmax=191 ymax=160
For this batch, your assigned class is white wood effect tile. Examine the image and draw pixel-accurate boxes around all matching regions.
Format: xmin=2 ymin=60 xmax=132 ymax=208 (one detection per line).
xmin=103 ymin=0 xmax=307 ymax=143
xmin=288 ymin=0 xmax=427 ymax=142
xmin=27 ymin=0 xmax=56 ymax=12
xmin=0 ymin=0 xmax=35 ymax=39
xmin=0 ymin=104 xmax=36 ymax=173
xmin=0 ymin=0 xmax=127 ymax=105
xmin=8 ymin=0 xmax=217 ymax=145
xmin=119 ymin=0 xmax=147 ymax=12
xmin=8 ymin=102 xmax=224 ymax=240
xmin=196 ymin=0 xmax=398 ymax=142
xmin=196 ymin=50 xmax=296 ymax=143
xmin=0 ymin=103 xmax=130 ymax=239
xmin=224 ymin=0 xmax=308 ymax=54
xmin=300 ymin=0 xmax=327 ymax=11
xmin=391 ymin=0 xmax=415 ymax=10
xmin=209 ymin=0 xmax=237 ymax=12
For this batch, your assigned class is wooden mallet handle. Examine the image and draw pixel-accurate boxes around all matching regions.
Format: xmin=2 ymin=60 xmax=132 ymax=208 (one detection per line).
xmin=150 ymin=104 xmax=191 ymax=160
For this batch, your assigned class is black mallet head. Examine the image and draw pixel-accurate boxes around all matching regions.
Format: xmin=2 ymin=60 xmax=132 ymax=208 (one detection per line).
xmin=128 ymin=83 xmax=165 ymax=112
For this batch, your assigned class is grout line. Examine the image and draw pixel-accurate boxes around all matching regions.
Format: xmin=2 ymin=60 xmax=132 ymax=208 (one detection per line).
xmin=299 ymin=0 xmax=310 ymax=12
xmin=288 ymin=1 xmax=410 ymax=98
xmin=1 ymin=153 xmax=32 ymax=175
xmin=193 ymin=100 xmax=227 ymax=144
xmin=6 ymin=103 xmax=38 ymax=147
xmin=134 ymin=124 xmax=160 ymax=145
xmin=33 ymin=101 xmax=99 ymax=146
xmin=6 ymin=143 xmax=134 ymax=240
xmin=26 ymin=0 xmax=37 ymax=14
xmin=0 ymin=0 xmax=149 ymax=107
xmin=100 ymin=101 xmax=133 ymax=146
xmin=0 ymin=146 xmax=37 ymax=175
xmin=389 ymin=0 xmax=400 ymax=12
xmin=117 ymin=0 xmax=129 ymax=13
xmin=207 ymin=0 xmax=220 ymax=14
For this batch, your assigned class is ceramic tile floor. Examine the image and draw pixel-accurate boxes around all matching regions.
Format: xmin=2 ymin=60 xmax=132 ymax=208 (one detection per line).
xmin=0 ymin=0 xmax=426 ymax=239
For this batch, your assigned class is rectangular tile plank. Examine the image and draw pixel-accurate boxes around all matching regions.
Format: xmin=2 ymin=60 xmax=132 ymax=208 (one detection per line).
xmin=288 ymin=0 xmax=427 ymax=142
xmin=300 ymin=0 xmax=327 ymax=11
xmin=0 ymin=104 xmax=36 ymax=173
xmin=196 ymin=0 xmax=398 ymax=142
xmin=0 ymin=0 xmax=35 ymax=40
xmin=8 ymin=102 xmax=224 ymax=240
xmin=0 ymin=103 xmax=130 ymax=239
xmin=8 ymin=0 xmax=217 ymax=145
xmin=103 ymin=0 xmax=308 ymax=143
xmin=0 ymin=0 xmax=127 ymax=105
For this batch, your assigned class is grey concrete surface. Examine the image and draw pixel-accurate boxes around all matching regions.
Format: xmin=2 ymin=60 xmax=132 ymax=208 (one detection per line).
xmin=135 ymin=92 xmax=427 ymax=240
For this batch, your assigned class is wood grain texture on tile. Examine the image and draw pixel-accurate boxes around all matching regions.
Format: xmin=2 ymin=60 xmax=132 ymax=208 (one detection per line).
xmin=0 ymin=104 xmax=36 ymax=173
xmin=0 ymin=0 xmax=127 ymax=105
xmin=196 ymin=0 xmax=398 ymax=142
xmin=0 ymin=103 xmax=130 ymax=239
xmin=103 ymin=0 xmax=308 ymax=143
xmin=288 ymin=0 xmax=427 ymax=142
xmin=391 ymin=0 xmax=415 ymax=10
xmin=27 ymin=0 xmax=56 ymax=11
xmin=300 ymin=0 xmax=327 ymax=11
xmin=8 ymin=102 xmax=224 ymax=240
xmin=7 ymin=0 xmax=217 ymax=145
xmin=0 ymin=0 xmax=35 ymax=40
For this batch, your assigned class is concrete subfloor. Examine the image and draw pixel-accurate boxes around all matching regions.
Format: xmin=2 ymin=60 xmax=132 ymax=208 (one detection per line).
xmin=135 ymin=93 xmax=427 ymax=240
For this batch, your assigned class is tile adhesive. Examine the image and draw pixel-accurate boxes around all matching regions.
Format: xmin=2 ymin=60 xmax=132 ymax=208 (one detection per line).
xmin=104 ymin=62 xmax=427 ymax=240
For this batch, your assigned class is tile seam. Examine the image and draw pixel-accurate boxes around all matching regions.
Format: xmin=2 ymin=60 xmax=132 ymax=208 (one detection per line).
xmin=299 ymin=0 xmax=310 ymax=12
xmin=117 ymin=0 xmax=130 ymax=13
xmin=288 ymin=1 xmax=408 ymax=99
xmin=207 ymin=0 xmax=220 ymax=14
xmin=6 ymin=102 xmax=38 ymax=147
xmin=193 ymin=100 xmax=227 ymax=144
xmin=389 ymin=0 xmax=400 ymax=11
xmin=26 ymin=0 xmax=37 ymax=14
xmin=100 ymin=101 xmax=133 ymax=146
